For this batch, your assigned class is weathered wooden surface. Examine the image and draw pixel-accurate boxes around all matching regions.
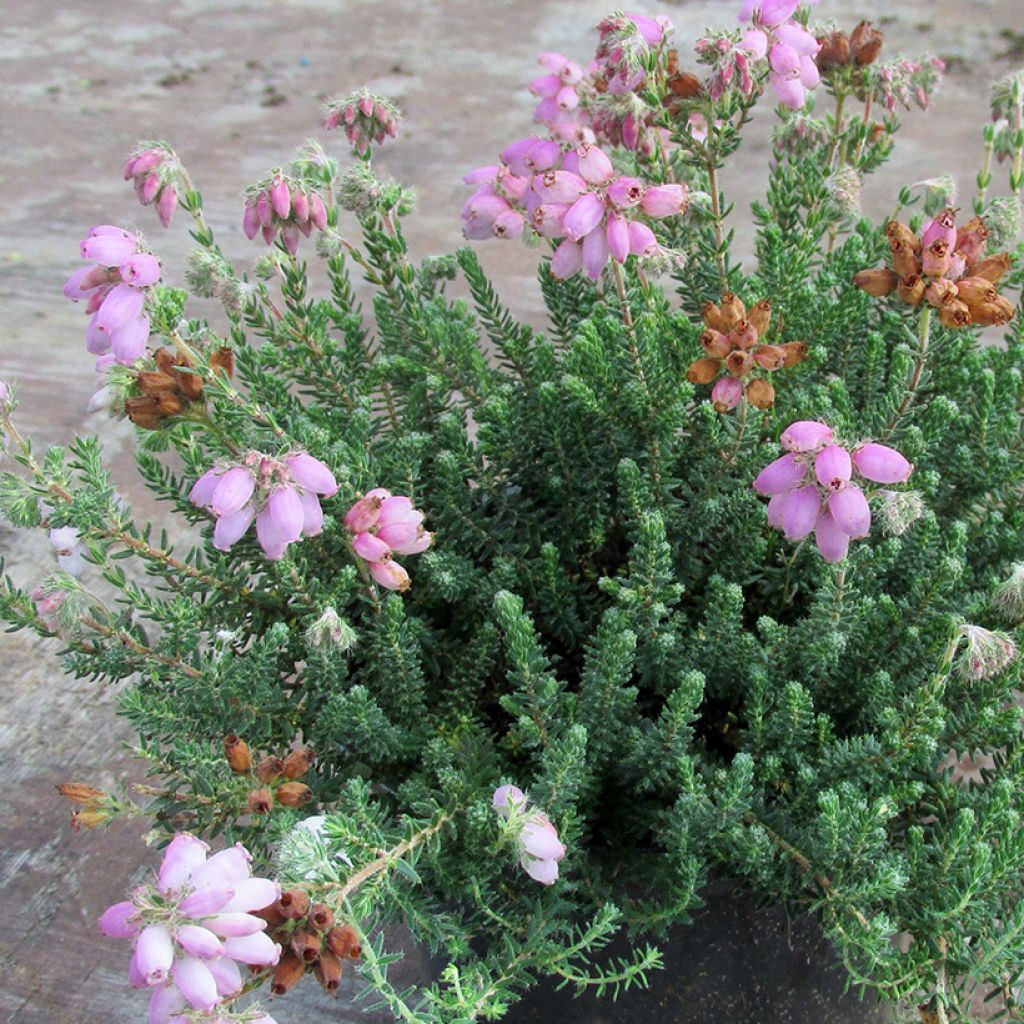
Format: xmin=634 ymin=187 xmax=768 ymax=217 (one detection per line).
xmin=1 ymin=0 xmax=1020 ymax=1021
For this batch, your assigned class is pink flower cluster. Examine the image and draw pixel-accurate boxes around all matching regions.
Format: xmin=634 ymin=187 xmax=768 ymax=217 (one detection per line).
xmin=123 ymin=144 xmax=178 ymax=228
xmin=33 ymin=584 xmax=67 ymax=631
xmin=754 ymin=420 xmax=914 ymax=563
xmin=242 ymin=176 xmax=329 ymax=256
xmin=737 ymin=0 xmax=822 ymax=110
xmin=344 ymin=489 xmax=432 ymax=591
xmin=529 ymin=14 xmax=673 ymax=156
xmin=324 ymin=89 xmax=400 ymax=155
xmin=873 ymin=57 xmax=945 ymax=114
xmin=98 ymin=834 xmax=280 ymax=1022
xmin=190 ymin=452 xmax=338 ymax=561
xmin=64 ymin=227 xmax=160 ymax=366
xmin=462 ymin=139 xmax=687 ymax=280
xmin=493 ymin=785 xmax=567 ymax=886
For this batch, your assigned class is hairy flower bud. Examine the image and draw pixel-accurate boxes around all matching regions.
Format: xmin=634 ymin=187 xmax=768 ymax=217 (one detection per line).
xmin=956 ymin=624 xmax=1018 ymax=681
xmin=994 ymin=564 xmax=1024 ymax=624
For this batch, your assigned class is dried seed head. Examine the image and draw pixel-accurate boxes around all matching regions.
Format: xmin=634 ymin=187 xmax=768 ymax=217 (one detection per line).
xmin=854 ymin=268 xmax=899 ymax=297
xmin=939 ymin=298 xmax=972 ymax=328
xmin=969 ymin=253 xmax=1012 ymax=284
xmin=850 ymin=21 xmax=884 ymax=66
xmin=271 ymin=951 xmax=307 ymax=995
xmin=326 ymin=924 xmax=362 ymax=960
xmin=687 ymin=357 xmax=721 ymax=385
xmin=278 ymin=888 xmax=311 ymax=919
xmin=897 ymin=274 xmax=926 ymax=307
xmin=719 ymin=292 xmax=745 ymax=328
xmin=781 ymin=341 xmax=810 ymax=368
xmin=291 ymin=926 xmax=324 ymax=964
xmin=277 ymin=781 xmax=314 ymax=808
xmin=701 ymin=300 xmax=730 ymax=334
xmin=745 ymin=377 xmax=775 ymax=409
xmin=58 ymin=782 xmax=105 ymax=806
xmin=255 ymin=755 xmax=285 ymax=783
xmin=224 ymin=734 xmax=253 ymax=773
xmin=280 ymin=747 xmax=315 ymax=779
xmin=309 ymin=903 xmax=335 ymax=931
xmin=247 ymin=787 xmax=274 ymax=815
xmin=747 ymin=299 xmax=772 ymax=337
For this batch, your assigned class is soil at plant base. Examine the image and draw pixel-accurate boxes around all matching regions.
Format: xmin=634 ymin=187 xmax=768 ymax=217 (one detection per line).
xmin=1 ymin=1 xmax=1019 ymax=1021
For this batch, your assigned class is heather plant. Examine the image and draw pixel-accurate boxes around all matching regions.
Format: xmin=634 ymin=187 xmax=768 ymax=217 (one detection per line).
xmin=4 ymin=4 xmax=1024 ymax=1023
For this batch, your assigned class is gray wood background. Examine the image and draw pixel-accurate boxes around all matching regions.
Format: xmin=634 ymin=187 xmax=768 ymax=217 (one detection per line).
xmin=1 ymin=0 xmax=1019 ymax=1021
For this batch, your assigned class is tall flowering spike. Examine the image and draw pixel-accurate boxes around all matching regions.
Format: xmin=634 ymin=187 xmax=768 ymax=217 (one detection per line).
xmin=757 ymin=421 xmax=915 ymax=561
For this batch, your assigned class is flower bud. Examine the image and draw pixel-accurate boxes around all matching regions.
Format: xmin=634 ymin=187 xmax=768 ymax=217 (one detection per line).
xmin=281 ymin=747 xmax=315 ymax=779
xmin=247 ymin=787 xmax=274 ymax=814
xmin=277 ymin=782 xmax=314 ymax=808
xmin=277 ymin=889 xmax=310 ymax=920
xmin=711 ymin=376 xmax=743 ymax=413
xmin=957 ymin=624 xmax=1017 ymax=681
xmin=326 ymin=924 xmax=362 ymax=960
xmin=745 ymin=378 xmax=775 ymax=409
xmin=854 ymin=268 xmax=899 ymax=296
xmin=271 ymin=951 xmax=306 ymax=995
xmin=687 ymin=357 xmax=721 ymax=385
xmin=315 ymin=950 xmax=344 ymax=993
xmin=956 ymin=217 xmax=989 ymax=263
xmin=224 ymin=735 xmax=253 ymax=773
xmin=994 ymin=563 xmax=1024 ymax=624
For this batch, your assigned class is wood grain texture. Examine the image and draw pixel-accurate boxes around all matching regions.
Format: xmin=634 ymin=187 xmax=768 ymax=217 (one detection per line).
xmin=1 ymin=0 xmax=1019 ymax=1020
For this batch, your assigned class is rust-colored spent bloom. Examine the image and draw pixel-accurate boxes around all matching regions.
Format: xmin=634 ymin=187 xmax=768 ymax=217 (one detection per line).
xmin=689 ymin=293 xmax=807 ymax=412
xmin=855 ymin=212 xmax=1014 ymax=327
